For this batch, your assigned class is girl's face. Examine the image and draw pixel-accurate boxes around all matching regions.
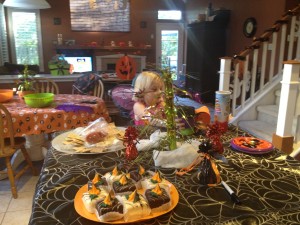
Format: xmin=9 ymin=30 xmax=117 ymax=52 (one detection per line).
xmin=144 ymin=84 xmax=164 ymax=106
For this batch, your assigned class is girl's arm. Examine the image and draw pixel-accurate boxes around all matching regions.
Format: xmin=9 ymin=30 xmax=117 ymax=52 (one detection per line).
xmin=133 ymin=102 xmax=184 ymax=128
xmin=133 ymin=102 xmax=166 ymax=126
xmin=133 ymin=102 xmax=147 ymax=121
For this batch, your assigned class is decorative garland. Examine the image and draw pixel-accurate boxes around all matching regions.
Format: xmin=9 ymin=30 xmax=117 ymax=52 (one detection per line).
xmin=161 ymin=67 xmax=177 ymax=150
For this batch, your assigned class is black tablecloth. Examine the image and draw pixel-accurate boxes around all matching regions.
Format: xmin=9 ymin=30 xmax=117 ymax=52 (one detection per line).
xmin=29 ymin=127 xmax=300 ymax=225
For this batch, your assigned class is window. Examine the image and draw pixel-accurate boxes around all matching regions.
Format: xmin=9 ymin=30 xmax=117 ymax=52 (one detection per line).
xmin=7 ymin=8 xmax=44 ymax=70
xmin=158 ymin=10 xmax=182 ymax=20
xmin=0 ymin=4 xmax=9 ymax=65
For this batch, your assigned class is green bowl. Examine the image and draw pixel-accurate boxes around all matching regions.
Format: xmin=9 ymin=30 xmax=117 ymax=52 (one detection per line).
xmin=24 ymin=93 xmax=54 ymax=108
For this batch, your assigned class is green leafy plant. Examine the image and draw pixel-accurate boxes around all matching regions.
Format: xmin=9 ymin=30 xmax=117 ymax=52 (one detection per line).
xmin=16 ymin=65 xmax=35 ymax=91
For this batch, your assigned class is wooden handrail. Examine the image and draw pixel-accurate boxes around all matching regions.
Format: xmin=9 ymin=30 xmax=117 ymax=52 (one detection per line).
xmin=234 ymin=4 xmax=300 ymax=61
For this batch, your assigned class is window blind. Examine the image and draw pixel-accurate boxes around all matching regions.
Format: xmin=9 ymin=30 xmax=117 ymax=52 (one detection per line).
xmin=0 ymin=4 xmax=9 ymax=65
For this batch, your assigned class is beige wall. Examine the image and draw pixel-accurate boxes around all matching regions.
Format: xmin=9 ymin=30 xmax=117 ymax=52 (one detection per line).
xmin=2 ymin=0 xmax=296 ymax=72
xmin=39 ymin=0 xmax=184 ymax=72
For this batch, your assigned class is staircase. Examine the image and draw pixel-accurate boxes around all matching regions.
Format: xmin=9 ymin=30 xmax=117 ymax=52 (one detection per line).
xmin=238 ymin=89 xmax=281 ymax=142
xmin=218 ymin=5 xmax=300 ymax=156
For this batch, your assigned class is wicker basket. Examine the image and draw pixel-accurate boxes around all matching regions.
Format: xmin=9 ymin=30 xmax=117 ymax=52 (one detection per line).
xmin=24 ymin=93 xmax=54 ymax=108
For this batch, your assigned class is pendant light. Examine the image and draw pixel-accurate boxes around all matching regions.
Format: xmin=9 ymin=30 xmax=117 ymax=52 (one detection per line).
xmin=3 ymin=0 xmax=51 ymax=9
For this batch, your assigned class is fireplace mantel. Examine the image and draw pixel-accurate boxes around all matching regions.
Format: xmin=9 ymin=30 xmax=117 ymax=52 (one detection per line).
xmin=55 ymin=46 xmax=151 ymax=72
xmin=96 ymin=54 xmax=146 ymax=72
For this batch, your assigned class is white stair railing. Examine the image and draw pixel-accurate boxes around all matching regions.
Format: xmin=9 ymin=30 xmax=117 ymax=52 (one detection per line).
xmin=272 ymin=61 xmax=300 ymax=153
xmin=219 ymin=4 xmax=300 ymax=146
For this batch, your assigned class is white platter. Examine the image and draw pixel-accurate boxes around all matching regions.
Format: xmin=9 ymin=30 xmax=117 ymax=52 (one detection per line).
xmin=51 ymin=127 xmax=125 ymax=154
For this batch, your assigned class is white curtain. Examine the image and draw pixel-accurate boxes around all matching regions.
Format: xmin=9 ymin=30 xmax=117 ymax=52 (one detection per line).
xmin=0 ymin=3 xmax=9 ymax=65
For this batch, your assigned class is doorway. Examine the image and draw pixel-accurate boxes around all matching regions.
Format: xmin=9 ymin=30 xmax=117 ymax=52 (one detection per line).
xmin=156 ymin=23 xmax=184 ymax=80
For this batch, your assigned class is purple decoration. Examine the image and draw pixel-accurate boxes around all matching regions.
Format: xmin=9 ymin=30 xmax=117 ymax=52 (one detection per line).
xmin=55 ymin=104 xmax=93 ymax=113
xmin=192 ymin=92 xmax=202 ymax=103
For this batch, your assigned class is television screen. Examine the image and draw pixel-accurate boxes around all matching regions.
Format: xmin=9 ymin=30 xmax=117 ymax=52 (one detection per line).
xmin=64 ymin=57 xmax=93 ymax=73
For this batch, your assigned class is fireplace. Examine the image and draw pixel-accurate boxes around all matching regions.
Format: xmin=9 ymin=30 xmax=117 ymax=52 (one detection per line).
xmin=96 ymin=54 xmax=146 ymax=73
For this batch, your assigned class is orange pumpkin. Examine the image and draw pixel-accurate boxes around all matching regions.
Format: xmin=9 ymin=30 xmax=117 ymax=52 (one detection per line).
xmin=116 ymin=55 xmax=137 ymax=80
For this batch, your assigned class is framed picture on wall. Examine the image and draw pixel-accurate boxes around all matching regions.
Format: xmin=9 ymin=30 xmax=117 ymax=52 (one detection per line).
xmin=70 ymin=0 xmax=130 ymax=32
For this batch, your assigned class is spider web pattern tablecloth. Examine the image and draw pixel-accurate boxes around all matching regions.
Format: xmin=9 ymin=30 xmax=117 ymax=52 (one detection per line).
xmin=29 ymin=126 xmax=300 ymax=225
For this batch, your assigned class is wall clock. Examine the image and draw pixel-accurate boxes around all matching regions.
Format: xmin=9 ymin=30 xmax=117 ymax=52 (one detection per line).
xmin=243 ymin=17 xmax=257 ymax=38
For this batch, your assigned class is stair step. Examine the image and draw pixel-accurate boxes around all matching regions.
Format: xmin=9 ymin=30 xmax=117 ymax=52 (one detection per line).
xmin=238 ymin=120 xmax=276 ymax=142
xmin=257 ymin=105 xmax=278 ymax=116
xmin=275 ymin=89 xmax=281 ymax=97
xmin=275 ymin=89 xmax=281 ymax=105
xmin=257 ymin=105 xmax=278 ymax=126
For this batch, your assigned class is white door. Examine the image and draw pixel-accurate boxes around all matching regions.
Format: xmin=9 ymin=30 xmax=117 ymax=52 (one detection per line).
xmin=156 ymin=23 xmax=184 ymax=80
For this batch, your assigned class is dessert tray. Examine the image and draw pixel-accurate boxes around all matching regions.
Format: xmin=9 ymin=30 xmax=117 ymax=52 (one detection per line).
xmin=230 ymin=137 xmax=274 ymax=155
xmin=52 ymin=127 xmax=125 ymax=154
xmin=74 ymin=183 xmax=179 ymax=224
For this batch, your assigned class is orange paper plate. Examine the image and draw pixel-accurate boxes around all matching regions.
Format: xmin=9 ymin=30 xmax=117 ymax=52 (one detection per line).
xmin=74 ymin=183 xmax=179 ymax=223
xmin=230 ymin=137 xmax=274 ymax=154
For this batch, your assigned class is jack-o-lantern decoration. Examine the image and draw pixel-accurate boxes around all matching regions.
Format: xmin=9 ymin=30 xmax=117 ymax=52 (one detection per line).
xmin=116 ymin=55 xmax=137 ymax=80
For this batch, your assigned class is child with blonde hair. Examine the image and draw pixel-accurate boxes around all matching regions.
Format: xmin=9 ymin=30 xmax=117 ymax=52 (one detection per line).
xmin=132 ymin=71 xmax=165 ymax=126
xmin=132 ymin=71 xmax=210 ymax=132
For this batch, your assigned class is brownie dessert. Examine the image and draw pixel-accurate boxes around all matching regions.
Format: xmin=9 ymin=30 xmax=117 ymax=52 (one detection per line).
xmin=129 ymin=165 xmax=150 ymax=181
xmin=145 ymin=184 xmax=171 ymax=213
xmin=112 ymin=174 xmax=136 ymax=195
xmin=89 ymin=173 xmax=109 ymax=191
xmin=82 ymin=183 xmax=108 ymax=213
xmin=95 ymin=194 xmax=123 ymax=222
xmin=104 ymin=166 xmax=123 ymax=185
xmin=141 ymin=171 xmax=171 ymax=191
xmin=116 ymin=190 xmax=151 ymax=222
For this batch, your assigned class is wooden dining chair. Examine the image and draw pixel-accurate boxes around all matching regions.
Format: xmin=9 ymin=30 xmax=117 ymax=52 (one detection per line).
xmin=33 ymin=77 xmax=59 ymax=94
xmin=72 ymin=78 xmax=104 ymax=99
xmin=92 ymin=79 xmax=104 ymax=99
xmin=32 ymin=77 xmax=60 ymax=141
xmin=0 ymin=104 xmax=37 ymax=198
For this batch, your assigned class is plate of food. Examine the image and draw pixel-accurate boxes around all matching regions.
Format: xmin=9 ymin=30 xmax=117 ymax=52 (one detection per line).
xmin=74 ymin=167 xmax=179 ymax=223
xmin=230 ymin=137 xmax=274 ymax=154
xmin=52 ymin=120 xmax=126 ymax=154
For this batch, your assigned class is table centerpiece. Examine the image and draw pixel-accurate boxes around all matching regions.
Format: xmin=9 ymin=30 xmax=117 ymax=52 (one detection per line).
xmin=120 ymin=65 xmax=216 ymax=171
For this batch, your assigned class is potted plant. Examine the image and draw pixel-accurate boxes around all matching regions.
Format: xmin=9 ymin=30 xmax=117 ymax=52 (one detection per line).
xmin=16 ymin=65 xmax=36 ymax=98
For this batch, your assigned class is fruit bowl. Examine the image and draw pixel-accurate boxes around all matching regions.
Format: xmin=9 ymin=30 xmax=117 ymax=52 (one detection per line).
xmin=0 ymin=89 xmax=13 ymax=103
xmin=24 ymin=93 xmax=54 ymax=108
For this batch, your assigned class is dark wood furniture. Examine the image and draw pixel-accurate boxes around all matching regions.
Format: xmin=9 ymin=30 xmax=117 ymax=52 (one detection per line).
xmin=186 ymin=21 xmax=229 ymax=104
